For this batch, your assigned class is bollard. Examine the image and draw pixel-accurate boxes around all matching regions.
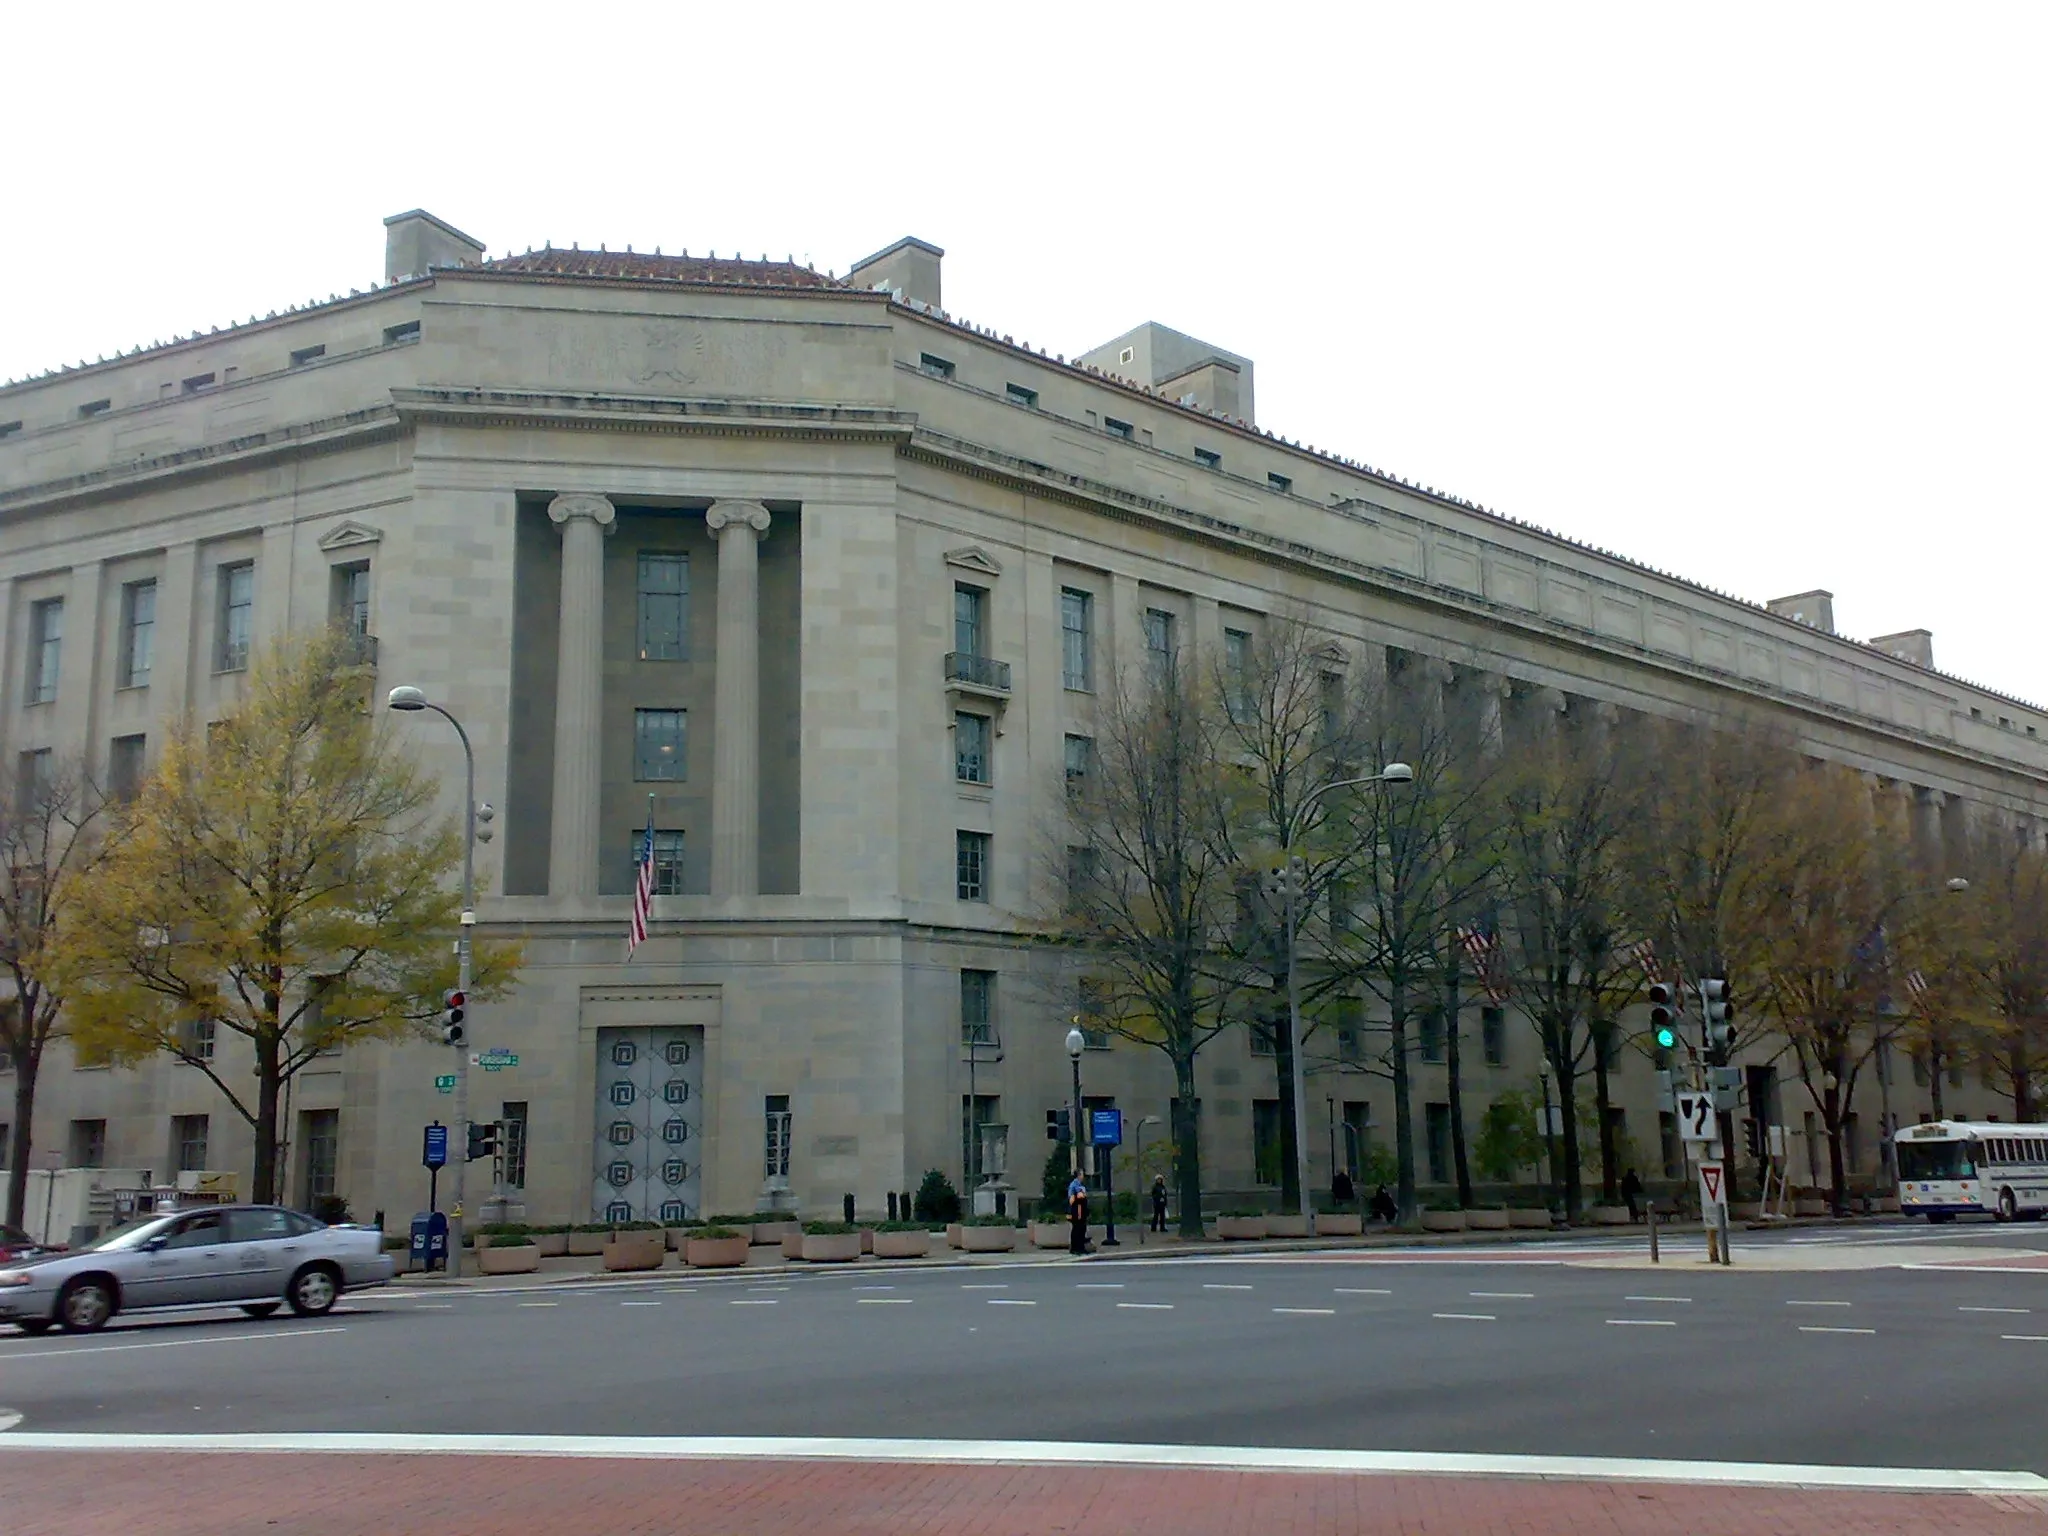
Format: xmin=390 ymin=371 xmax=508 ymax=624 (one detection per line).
xmin=887 ymin=1192 xmax=899 ymax=1222
xmin=1648 ymin=1202 xmax=1660 ymax=1264
xmin=843 ymin=1192 xmax=856 ymax=1225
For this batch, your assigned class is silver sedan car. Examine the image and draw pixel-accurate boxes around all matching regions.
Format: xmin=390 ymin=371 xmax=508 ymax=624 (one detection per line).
xmin=0 ymin=1204 xmax=394 ymax=1334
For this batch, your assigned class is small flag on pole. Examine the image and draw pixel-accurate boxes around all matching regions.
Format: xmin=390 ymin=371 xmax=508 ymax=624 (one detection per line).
xmin=627 ymin=797 xmax=656 ymax=960
xmin=1904 ymin=969 xmax=1929 ymax=1001
xmin=1456 ymin=926 xmax=1509 ymax=1005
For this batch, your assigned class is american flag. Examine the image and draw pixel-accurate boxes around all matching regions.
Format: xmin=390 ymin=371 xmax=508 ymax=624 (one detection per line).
xmin=1904 ymin=969 xmax=1929 ymax=1001
xmin=627 ymin=800 xmax=656 ymax=961
xmin=1456 ymin=926 xmax=1509 ymax=1004
xmin=1620 ymin=937 xmax=1661 ymax=985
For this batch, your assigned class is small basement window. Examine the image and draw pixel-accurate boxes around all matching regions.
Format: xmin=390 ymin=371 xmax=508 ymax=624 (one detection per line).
xmin=1005 ymin=382 xmax=1038 ymax=408
xmin=919 ymin=352 xmax=955 ymax=379
xmin=1104 ymin=417 xmax=1134 ymax=441
xmin=1268 ymin=471 xmax=1293 ymax=494
xmin=181 ymin=372 xmax=217 ymax=394
xmin=1194 ymin=446 xmax=1221 ymax=469
xmin=382 ymin=321 xmax=421 ymax=344
xmin=290 ymin=344 xmax=327 ymax=367
xmin=79 ymin=399 xmax=111 ymax=418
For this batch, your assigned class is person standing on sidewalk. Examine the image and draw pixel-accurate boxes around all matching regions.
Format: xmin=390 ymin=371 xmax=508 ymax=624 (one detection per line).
xmin=1620 ymin=1168 xmax=1644 ymax=1223
xmin=1149 ymin=1174 xmax=1169 ymax=1233
xmin=1068 ymin=1172 xmax=1091 ymax=1255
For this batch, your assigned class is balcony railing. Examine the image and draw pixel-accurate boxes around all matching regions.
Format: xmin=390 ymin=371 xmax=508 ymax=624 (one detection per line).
xmin=944 ymin=651 xmax=1012 ymax=694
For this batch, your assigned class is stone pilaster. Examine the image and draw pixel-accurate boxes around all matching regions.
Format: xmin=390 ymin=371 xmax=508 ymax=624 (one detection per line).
xmin=547 ymin=492 xmax=615 ymax=898
xmin=708 ymin=499 xmax=770 ymax=898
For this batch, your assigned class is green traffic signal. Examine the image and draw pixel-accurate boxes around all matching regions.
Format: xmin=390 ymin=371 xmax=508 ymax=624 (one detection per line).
xmin=1654 ymin=1025 xmax=1678 ymax=1050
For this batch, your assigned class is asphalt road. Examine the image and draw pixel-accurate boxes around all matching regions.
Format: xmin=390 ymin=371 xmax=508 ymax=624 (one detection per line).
xmin=1 ymin=1219 xmax=2044 ymax=1475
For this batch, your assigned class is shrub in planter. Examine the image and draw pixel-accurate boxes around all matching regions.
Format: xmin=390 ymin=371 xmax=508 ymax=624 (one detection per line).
xmin=801 ymin=1220 xmax=863 ymax=1263
xmin=871 ymin=1221 xmax=931 ymax=1259
xmin=960 ymin=1213 xmax=1019 ymax=1252
xmin=1215 ymin=1211 xmax=1267 ymax=1240
xmin=1588 ymin=1205 xmax=1632 ymax=1226
xmin=1030 ymin=1219 xmax=1070 ymax=1249
xmin=603 ymin=1240 xmax=665 ymax=1272
xmin=912 ymin=1169 xmax=963 ymax=1225
xmin=567 ymin=1223 xmax=612 ymax=1256
xmin=946 ymin=1221 xmax=965 ymax=1249
xmin=478 ymin=1238 xmax=540 ymax=1275
xmin=685 ymin=1226 xmax=751 ymax=1268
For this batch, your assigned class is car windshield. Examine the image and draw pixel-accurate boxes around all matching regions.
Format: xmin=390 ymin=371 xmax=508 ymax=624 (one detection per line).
xmin=1897 ymin=1139 xmax=1978 ymax=1181
xmin=86 ymin=1214 xmax=181 ymax=1252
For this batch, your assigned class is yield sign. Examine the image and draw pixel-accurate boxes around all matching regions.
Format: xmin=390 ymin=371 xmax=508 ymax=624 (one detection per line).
xmin=1698 ymin=1160 xmax=1727 ymax=1211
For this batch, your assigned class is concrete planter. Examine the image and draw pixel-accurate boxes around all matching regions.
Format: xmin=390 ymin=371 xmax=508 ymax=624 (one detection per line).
xmin=1590 ymin=1205 xmax=1633 ymax=1226
xmin=782 ymin=1231 xmax=806 ymax=1260
xmin=567 ymin=1230 xmax=611 ymax=1256
xmin=477 ymin=1243 xmax=540 ymax=1275
xmin=685 ymin=1236 xmax=751 ymax=1269
xmin=750 ymin=1220 xmax=800 ymax=1246
xmin=960 ymin=1224 xmax=1018 ymax=1252
xmin=1508 ymin=1208 xmax=1553 ymax=1229
xmin=1030 ymin=1221 xmax=1070 ymax=1249
xmin=534 ymin=1231 xmax=569 ymax=1258
xmin=1264 ymin=1214 xmax=1312 ymax=1238
xmin=1466 ymin=1208 xmax=1511 ymax=1231
xmin=664 ymin=1227 xmax=693 ymax=1252
xmin=1314 ymin=1212 xmax=1364 ymax=1236
xmin=1419 ymin=1210 xmax=1467 ymax=1233
xmin=861 ymin=1228 xmax=875 ymax=1254
xmin=1794 ymin=1198 xmax=1829 ymax=1218
xmin=602 ymin=1240 xmax=664 ymax=1272
xmin=801 ymin=1232 xmax=863 ymax=1263
xmin=872 ymin=1229 xmax=930 ymax=1259
xmin=1215 ymin=1215 xmax=1267 ymax=1241
xmin=1730 ymin=1201 xmax=1765 ymax=1220
xmin=945 ymin=1223 xmax=964 ymax=1250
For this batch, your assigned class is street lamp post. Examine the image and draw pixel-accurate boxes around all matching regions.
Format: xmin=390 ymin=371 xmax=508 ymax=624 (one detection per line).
xmin=1132 ymin=1114 xmax=1162 ymax=1245
xmin=1065 ymin=1026 xmax=1086 ymax=1245
xmin=1281 ymin=764 xmax=1414 ymax=1224
xmin=389 ymin=685 xmax=477 ymax=1280
xmin=1538 ymin=1062 xmax=1559 ymax=1218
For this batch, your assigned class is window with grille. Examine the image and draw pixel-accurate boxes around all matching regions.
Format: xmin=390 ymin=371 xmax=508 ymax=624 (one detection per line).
xmin=15 ymin=749 xmax=51 ymax=818
xmin=764 ymin=1094 xmax=792 ymax=1180
xmin=1143 ymin=608 xmax=1176 ymax=680
xmin=1418 ymin=1008 xmax=1446 ymax=1064
xmin=636 ymin=828 xmax=685 ymax=895
xmin=1252 ymin=1100 xmax=1283 ymax=1185
xmin=69 ymin=1118 xmax=107 ymax=1168
xmin=119 ymin=580 xmax=155 ymax=688
xmin=955 ymin=712 xmax=991 ymax=784
xmin=333 ymin=563 xmax=371 ymax=638
xmin=1059 ymin=588 xmax=1093 ymax=690
xmin=182 ymin=1017 xmax=217 ymax=1063
xmin=960 ymin=969 xmax=996 ymax=1047
xmin=634 ymin=709 xmax=687 ymax=780
xmin=300 ymin=1109 xmax=338 ymax=1203
xmin=109 ymin=734 xmax=146 ymax=803
xmin=956 ymin=831 xmax=989 ymax=902
xmin=637 ymin=553 xmax=690 ymax=660
xmin=216 ymin=563 xmax=254 ymax=672
xmin=173 ymin=1113 xmax=209 ymax=1173
xmin=1063 ymin=734 xmax=1093 ymax=792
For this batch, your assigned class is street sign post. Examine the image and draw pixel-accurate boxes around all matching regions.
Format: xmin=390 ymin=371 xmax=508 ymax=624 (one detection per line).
xmin=1089 ymin=1109 xmax=1124 ymax=1248
xmin=422 ymin=1121 xmax=449 ymax=1213
xmin=1090 ymin=1108 xmax=1124 ymax=1147
xmin=1697 ymin=1159 xmax=1726 ymax=1214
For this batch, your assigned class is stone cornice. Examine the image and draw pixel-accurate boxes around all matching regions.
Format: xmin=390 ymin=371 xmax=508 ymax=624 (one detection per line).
xmin=391 ymin=387 xmax=915 ymax=444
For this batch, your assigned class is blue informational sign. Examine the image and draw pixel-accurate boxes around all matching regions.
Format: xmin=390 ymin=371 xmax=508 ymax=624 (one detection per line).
xmin=1090 ymin=1108 xmax=1124 ymax=1148
xmin=422 ymin=1123 xmax=449 ymax=1169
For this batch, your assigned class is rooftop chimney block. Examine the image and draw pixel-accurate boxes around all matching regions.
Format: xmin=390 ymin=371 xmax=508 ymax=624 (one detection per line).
xmin=847 ymin=236 xmax=943 ymax=311
xmin=1766 ymin=589 xmax=1835 ymax=634
xmin=1076 ymin=322 xmax=1257 ymax=427
xmin=383 ymin=209 xmax=486 ymax=284
xmin=1870 ymin=628 xmax=1934 ymax=669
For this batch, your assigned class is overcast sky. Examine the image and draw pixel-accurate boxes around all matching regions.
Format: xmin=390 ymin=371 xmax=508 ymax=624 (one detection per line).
xmin=8 ymin=5 xmax=2042 ymax=704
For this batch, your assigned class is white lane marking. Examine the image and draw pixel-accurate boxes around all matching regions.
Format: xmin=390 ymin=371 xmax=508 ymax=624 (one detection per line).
xmin=1076 ymin=1283 xmax=1125 ymax=1290
xmin=2000 ymin=1334 xmax=2048 ymax=1342
xmin=851 ymin=1285 xmax=896 ymax=1292
xmin=1433 ymin=1313 xmax=1496 ymax=1322
xmin=1799 ymin=1326 xmax=1876 ymax=1335
xmin=1469 ymin=1292 xmax=1534 ymax=1300
xmin=5 ymin=1434 xmax=2035 ymax=1495
xmin=1273 ymin=1307 xmax=1335 ymax=1316
xmin=516 ymin=1302 xmax=558 ymax=1309
xmin=1786 ymin=1300 xmax=1852 ymax=1308
xmin=986 ymin=1299 xmax=1035 ymax=1307
xmin=961 ymin=1284 xmax=1008 ymax=1291
xmin=1960 ymin=1306 xmax=2032 ymax=1315
xmin=856 ymin=1298 xmax=914 ymax=1305
xmin=1624 ymin=1296 xmax=1691 ymax=1304
xmin=1117 ymin=1302 xmax=1173 ymax=1310
xmin=0 ymin=1327 xmax=348 ymax=1362
xmin=411 ymin=1304 xmax=454 ymax=1310
xmin=729 ymin=1300 xmax=779 ymax=1306
xmin=1607 ymin=1319 xmax=1678 ymax=1327
xmin=746 ymin=1285 xmax=792 ymax=1292
xmin=1335 ymin=1288 xmax=1391 ymax=1296
xmin=1203 ymin=1284 xmax=1253 ymax=1291
xmin=620 ymin=1301 xmax=662 ymax=1307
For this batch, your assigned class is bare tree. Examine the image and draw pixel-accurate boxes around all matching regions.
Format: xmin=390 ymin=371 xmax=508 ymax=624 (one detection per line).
xmin=1954 ymin=826 xmax=2048 ymax=1122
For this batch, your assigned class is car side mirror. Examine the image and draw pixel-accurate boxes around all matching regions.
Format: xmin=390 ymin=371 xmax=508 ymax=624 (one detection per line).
xmin=141 ymin=1236 xmax=168 ymax=1253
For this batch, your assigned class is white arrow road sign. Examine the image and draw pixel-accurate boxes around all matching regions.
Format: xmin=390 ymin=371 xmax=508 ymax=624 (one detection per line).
xmin=1675 ymin=1091 xmax=1717 ymax=1142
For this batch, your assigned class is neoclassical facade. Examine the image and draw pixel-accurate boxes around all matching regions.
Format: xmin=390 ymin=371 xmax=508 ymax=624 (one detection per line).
xmin=0 ymin=210 xmax=2043 ymax=1228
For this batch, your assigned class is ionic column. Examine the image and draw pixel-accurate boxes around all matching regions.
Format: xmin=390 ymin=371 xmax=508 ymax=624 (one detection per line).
xmin=547 ymin=492 xmax=616 ymax=898
xmin=708 ymin=500 xmax=771 ymax=898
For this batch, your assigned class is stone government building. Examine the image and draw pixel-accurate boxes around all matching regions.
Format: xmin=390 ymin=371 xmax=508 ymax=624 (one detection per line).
xmin=1 ymin=209 xmax=2043 ymax=1227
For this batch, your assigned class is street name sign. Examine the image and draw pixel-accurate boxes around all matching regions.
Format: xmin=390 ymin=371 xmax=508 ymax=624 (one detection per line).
xmin=473 ymin=1049 xmax=519 ymax=1071
xmin=1675 ymin=1091 xmax=1717 ymax=1142
xmin=434 ymin=1074 xmax=457 ymax=1094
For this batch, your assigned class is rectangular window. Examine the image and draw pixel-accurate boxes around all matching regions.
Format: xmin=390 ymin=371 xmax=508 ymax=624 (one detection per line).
xmin=119 ymin=580 xmax=156 ymax=687
xmin=960 ymin=969 xmax=996 ymax=1047
xmin=1143 ymin=608 xmax=1176 ymax=677
xmin=953 ymin=583 xmax=987 ymax=659
xmin=1249 ymin=1020 xmax=1277 ymax=1058
xmin=764 ymin=1094 xmax=792 ymax=1180
xmin=1418 ymin=1008 xmax=1446 ymax=1064
xmin=181 ymin=372 xmax=217 ymax=395
xmin=16 ymin=749 xmax=51 ymax=818
xmin=1063 ymin=733 xmax=1093 ymax=791
xmin=173 ymin=1113 xmax=209 ymax=1174
xmin=215 ymin=562 xmax=253 ymax=672
xmin=636 ymin=552 xmax=690 ymax=661
xmin=26 ymin=597 xmax=62 ymax=704
xmin=501 ymin=1101 xmax=529 ymax=1188
xmin=637 ymin=828 xmax=685 ymax=896
xmin=1077 ymin=977 xmax=1111 ymax=1049
xmin=79 ymin=398 xmax=111 ymax=419
xmin=919 ymin=352 xmax=955 ymax=379
xmin=289 ymin=344 xmax=326 ymax=367
xmin=955 ymin=712 xmax=991 ymax=785
xmin=383 ymin=321 xmax=421 ymax=344
xmin=299 ymin=1108 xmax=339 ymax=1204
xmin=1252 ymin=1099 xmax=1284 ymax=1186
xmin=955 ymin=830 xmax=989 ymax=902
xmin=1059 ymin=588 xmax=1093 ymax=690
xmin=184 ymin=1017 xmax=217 ymax=1063
xmin=108 ymin=734 xmax=147 ymax=802
xmin=69 ymin=1118 xmax=107 ymax=1168
xmin=1481 ymin=1006 xmax=1506 ymax=1067
xmin=333 ymin=563 xmax=371 ymax=638
xmin=1005 ymin=382 xmax=1038 ymax=408
xmin=0 ymin=421 xmax=21 ymax=439
xmin=1103 ymin=417 xmax=1134 ymax=441
xmin=1194 ymin=446 xmax=1221 ymax=470
xmin=1268 ymin=471 xmax=1293 ymax=494
xmin=1425 ymin=1102 xmax=1452 ymax=1184
xmin=1224 ymin=628 xmax=1253 ymax=720
xmin=633 ymin=709 xmax=687 ymax=781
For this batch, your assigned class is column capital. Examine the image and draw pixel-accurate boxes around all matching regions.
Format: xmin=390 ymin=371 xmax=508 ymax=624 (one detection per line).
xmin=707 ymin=499 xmax=771 ymax=538
xmin=548 ymin=492 xmax=616 ymax=529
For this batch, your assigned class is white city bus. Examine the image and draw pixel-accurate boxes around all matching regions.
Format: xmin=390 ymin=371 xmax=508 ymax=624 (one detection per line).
xmin=1894 ymin=1120 xmax=2048 ymax=1222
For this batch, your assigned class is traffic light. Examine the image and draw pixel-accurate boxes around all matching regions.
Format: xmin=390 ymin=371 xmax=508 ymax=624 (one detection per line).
xmin=1046 ymin=1108 xmax=1071 ymax=1144
xmin=1648 ymin=982 xmax=1679 ymax=1052
xmin=466 ymin=1120 xmax=499 ymax=1162
xmin=1701 ymin=978 xmax=1734 ymax=1056
xmin=1743 ymin=1118 xmax=1766 ymax=1160
xmin=441 ymin=988 xmax=467 ymax=1048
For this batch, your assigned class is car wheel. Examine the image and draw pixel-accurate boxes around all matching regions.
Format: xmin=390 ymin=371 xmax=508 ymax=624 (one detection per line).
xmin=15 ymin=1319 xmax=52 ymax=1335
xmin=57 ymin=1278 xmax=115 ymax=1333
xmin=240 ymin=1303 xmax=281 ymax=1320
xmin=1998 ymin=1188 xmax=2019 ymax=1223
xmin=287 ymin=1264 xmax=339 ymax=1317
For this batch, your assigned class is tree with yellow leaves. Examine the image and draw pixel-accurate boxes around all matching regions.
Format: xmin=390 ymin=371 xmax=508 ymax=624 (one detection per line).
xmin=62 ymin=630 xmax=520 ymax=1204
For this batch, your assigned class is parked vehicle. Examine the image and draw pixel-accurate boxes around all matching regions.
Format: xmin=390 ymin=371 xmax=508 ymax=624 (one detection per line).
xmin=0 ymin=1223 xmax=62 ymax=1265
xmin=0 ymin=1204 xmax=393 ymax=1334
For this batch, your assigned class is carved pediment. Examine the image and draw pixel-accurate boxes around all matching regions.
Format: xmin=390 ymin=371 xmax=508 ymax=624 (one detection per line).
xmin=1311 ymin=642 xmax=1349 ymax=668
xmin=318 ymin=520 xmax=384 ymax=552
xmin=944 ymin=545 xmax=1004 ymax=578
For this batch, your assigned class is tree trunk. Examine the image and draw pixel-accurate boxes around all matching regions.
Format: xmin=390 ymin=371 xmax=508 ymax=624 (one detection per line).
xmin=1548 ymin=1002 xmax=1583 ymax=1222
xmin=2014 ymin=1039 xmax=2034 ymax=1123
xmin=1389 ymin=973 xmax=1416 ymax=1222
xmin=1592 ymin=1021 xmax=1619 ymax=1204
xmin=1172 ymin=1052 xmax=1204 ymax=1238
xmin=1444 ymin=967 xmax=1472 ymax=1209
xmin=1271 ymin=997 xmax=1299 ymax=1211
xmin=253 ymin=1036 xmax=283 ymax=1205
xmin=1928 ymin=1038 xmax=1946 ymax=1121
xmin=6 ymin=1058 xmax=37 ymax=1229
xmin=1824 ymin=1075 xmax=1848 ymax=1216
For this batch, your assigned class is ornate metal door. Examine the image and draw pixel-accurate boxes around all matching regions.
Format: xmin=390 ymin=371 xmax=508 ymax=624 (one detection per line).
xmin=591 ymin=1026 xmax=703 ymax=1224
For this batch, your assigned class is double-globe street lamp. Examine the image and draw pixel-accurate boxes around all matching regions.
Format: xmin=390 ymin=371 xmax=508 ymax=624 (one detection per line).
xmin=1280 ymin=764 xmax=1415 ymax=1224
xmin=388 ymin=685 xmax=478 ymax=1279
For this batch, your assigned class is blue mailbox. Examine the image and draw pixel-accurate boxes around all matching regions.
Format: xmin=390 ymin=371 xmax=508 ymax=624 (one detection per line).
xmin=409 ymin=1210 xmax=450 ymax=1272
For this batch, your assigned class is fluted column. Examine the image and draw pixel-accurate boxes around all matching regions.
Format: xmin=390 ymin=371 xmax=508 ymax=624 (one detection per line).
xmin=709 ymin=500 xmax=771 ymax=898
xmin=547 ymin=492 xmax=615 ymax=898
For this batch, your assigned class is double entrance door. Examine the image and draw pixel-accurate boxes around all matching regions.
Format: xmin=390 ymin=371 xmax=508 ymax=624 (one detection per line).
xmin=591 ymin=1026 xmax=704 ymax=1224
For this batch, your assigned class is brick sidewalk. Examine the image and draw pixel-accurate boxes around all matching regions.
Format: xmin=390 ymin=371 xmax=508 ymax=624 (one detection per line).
xmin=2 ymin=1452 xmax=2042 ymax=1535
